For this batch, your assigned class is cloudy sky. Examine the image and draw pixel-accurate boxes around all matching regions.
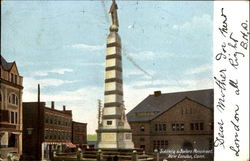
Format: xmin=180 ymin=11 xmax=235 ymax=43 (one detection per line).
xmin=2 ymin=1 xmax=213 ymax=134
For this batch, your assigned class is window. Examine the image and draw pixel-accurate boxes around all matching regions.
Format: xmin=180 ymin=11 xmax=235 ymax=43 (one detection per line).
xmin=15 ymin=112 xmax=17 ymax=124
xmin=8 ymin=94 xmax=18 ymax=105
xmin=165 ymin=140 xmax=168 ymax=147
xmin=44 ymin=131 xmax=48 ymax=139
xmin=155 ymin=124 xmax=158 ymax=131
xmin=45 ymin=118 xmax=49 ymax=123
xmin=191 ymin=122 xmax=204 ymax=130
xmin=153 ymin=141 xmax=157 ymax=150
xmin=140 ymin=145 xmax=145 ymax=150
xmin=195 ymin=123 xmax=199 ymax=130
xmin=190 ymin=123 xmax=194 ymax=130
xmin=161 ymin=140 xmax=164 ymax=148
xmin=159 ymin=124 xmax=162 ymax=131
xmin=200 ymin=123 xmax=204 ymax=130
xmin=172 ymin=124 xmax=176 ymax=131
xmin=163 ymin=124 xmax=166 ymax=131
xmin=153 ymin=140 xmax=168 ymax=150
xmin=181 ymin=124 xmax=184 ymax=131
xmin=54 ymin=118 xmax=57 ymax=125
xmin=140 ymin=125 xmax=145 ymax=132
xmin=14 ymin=75 xmax=17 ymax=84
xmin=176 ymin=124 xmax=180 ymax=131
xmin=11 ymin=112 xmax=15 ymax=124
xmin=11 ymin=73 xmax=14 ymax=83
xmin=0 ymin=93 xmax=2 ymax=102
xmin=172 ymin=123 xmax=184 ymax=131
xmin=27 ymin=129 xmax=32 ymax=135
xmin=107 ymin=121 xmax=112 ymax=125
xmin=12 ymin=95 xmax=15 ymax=104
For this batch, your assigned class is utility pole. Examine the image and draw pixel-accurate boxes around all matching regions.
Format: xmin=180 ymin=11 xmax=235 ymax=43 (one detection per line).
xmin=37 ymin=84 xmax=41 ymax=160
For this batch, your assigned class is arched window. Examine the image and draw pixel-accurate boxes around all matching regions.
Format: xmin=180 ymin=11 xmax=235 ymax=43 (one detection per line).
xmin=8 ymin=94 xmax=18 ymax=105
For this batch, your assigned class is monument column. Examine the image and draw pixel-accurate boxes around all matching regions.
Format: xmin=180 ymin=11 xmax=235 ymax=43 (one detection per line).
xmin=96 ymin=0 xmax=134 ymax=150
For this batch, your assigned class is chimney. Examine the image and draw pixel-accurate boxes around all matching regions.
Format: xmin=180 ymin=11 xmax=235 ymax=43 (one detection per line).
xmin=63 ymin=105 xmax=66 ymax=111
xmin=51 ymin=101 xmax=55 ymax=109
xmin=38 ymin=84 xmax=40 ymax=103
xmin=154 ymin=91 xmax=161 ymax=97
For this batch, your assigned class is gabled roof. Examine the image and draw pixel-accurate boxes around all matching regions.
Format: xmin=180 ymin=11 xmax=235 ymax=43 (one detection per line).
xmin=127 ymin=89 xmax=213 ymax=122
xmin=1 ymin=55 xmax=15 ymax=71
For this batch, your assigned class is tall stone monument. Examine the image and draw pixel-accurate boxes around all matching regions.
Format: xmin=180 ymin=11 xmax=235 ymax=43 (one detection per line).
xmin=96 ymin=0 xmax=134 ymax=150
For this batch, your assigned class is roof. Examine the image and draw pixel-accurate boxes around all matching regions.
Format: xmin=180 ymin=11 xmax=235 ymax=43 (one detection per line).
xmin=127 ymin=89 xmax=213 ymax=122
xmin=23 ymin=102 xmax=72 ymax=116
xmin=1 ymin=55 xmax=14 ymax=71
xmin=73 ymin=121 xmax=87 ymax=125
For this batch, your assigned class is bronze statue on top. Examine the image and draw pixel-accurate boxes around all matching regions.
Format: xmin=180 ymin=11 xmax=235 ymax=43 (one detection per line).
xmin=109 ymin=0 xmax=119 ymax=32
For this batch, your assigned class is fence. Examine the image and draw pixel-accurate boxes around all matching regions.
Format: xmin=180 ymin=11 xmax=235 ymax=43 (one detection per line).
xmin=52 ymin=149 xmax=159 ymax=161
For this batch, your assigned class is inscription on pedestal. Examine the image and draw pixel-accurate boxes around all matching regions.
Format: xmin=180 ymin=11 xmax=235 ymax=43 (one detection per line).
xmin=102 ymin=133 xmax=116 ymax=141
xmin=125 ymin=133 xmax=132 ymax=140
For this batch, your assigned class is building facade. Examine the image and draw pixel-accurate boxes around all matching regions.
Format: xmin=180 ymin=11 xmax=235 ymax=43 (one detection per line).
xmin=0 ymin=56 xmax=23 ymax=159
xmin=22 ymin=101 xmax=73 ymax=160
xmin=72 ymin=121 xmax=87 ymax=146
xmin=127 ymin=89 xmax=213 ymax=157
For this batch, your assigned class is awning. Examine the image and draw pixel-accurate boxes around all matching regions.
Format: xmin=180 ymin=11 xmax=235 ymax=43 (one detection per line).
xmin=11 ymin=132 xmax=21 ymax=135
xmin=43 ymin=142 xmax=63 ymax=145
xmin=66 ymin=142 xmax=76 ymax=148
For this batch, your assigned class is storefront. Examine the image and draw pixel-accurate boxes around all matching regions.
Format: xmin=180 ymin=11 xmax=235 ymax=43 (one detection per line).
xmin=41 ymin=142 xmax=76 ymax=160
xmin=0 ymin=131 xmax=21 ymax=159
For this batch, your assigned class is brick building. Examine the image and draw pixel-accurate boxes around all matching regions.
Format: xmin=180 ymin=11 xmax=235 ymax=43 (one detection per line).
xmin=72 ymin=121 xmax=87 ymax=146
xmin=22 ymin=100 xmax=73 ymax=160
xmin=127 ymin=89 xmax=213 ymax=156
xmin=0 ymin=56 xmax=23 ymax=159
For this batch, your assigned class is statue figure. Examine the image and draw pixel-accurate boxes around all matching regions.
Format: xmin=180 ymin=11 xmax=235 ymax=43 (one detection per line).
xmin=109 ymin=0 xmax=119 ymax=31
xmin=120 ymin=101 xmax=126 ymax=121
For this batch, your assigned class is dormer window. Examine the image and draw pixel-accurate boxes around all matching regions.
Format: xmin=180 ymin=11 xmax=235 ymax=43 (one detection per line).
xmin=15 ymin=75 xmax=17 ymax=84
xmin=9 ymin=73 xmax=18 ymax=84
xmin=10 ymin=73 xmax=14 ymax=82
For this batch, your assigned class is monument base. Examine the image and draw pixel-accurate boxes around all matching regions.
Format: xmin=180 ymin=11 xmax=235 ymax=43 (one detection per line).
xmin=96 ymin=130 xmax=134 ymax=150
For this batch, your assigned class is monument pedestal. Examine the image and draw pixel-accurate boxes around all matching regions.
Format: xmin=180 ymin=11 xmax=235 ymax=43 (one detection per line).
xmin=97 ymin=127 xmax=134 ymax=150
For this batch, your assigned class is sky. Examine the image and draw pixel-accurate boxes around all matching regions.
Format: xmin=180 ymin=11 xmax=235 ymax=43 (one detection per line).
xmin=1 ymin=1 xmax=213 ymax=134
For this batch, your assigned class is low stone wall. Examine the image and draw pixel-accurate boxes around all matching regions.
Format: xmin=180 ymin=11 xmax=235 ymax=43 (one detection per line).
xmin=52 ymin=149 xmax=156 ymax=161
